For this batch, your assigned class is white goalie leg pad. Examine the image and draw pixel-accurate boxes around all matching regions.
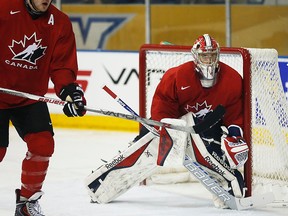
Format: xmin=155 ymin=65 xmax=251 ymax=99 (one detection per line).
xmin=147 ymin=118 xmax=188 ymax=185
xmin=145 ymin=118 xmax=189 ymax=185
xmin=85 ymin=132 xmax=159 ymax=203
xmin=157 ymin=118 xmax=188 ymax=167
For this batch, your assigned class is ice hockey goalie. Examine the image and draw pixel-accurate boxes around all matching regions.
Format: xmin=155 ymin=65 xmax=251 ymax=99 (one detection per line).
xmin=85 ymin=111 xmax=249 ymax=208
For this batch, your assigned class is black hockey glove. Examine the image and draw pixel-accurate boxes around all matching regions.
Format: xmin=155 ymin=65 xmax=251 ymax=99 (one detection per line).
xmin=59 ymin=83 xmax=86 ymax=117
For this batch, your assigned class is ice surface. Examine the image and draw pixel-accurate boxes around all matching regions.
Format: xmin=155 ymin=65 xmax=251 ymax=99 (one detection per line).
xmin=0 ymin=127 xmax=286 ymax=215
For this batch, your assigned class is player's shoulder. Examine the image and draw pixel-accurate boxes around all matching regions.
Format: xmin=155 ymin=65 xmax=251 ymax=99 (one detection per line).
xmin=163 ymin=61 xmax=190 ymax=77
xmin=219 ymin=61 xmax=233 ymax=69
xmin=219 ymin=61 xmax=241 ymax=76
xmin=167 ymin=61 xmax=194 ymax=74
xmin=179 ymin=61 xmax=194 ymax=69
xmin=162 ymin=61 xmax=194 ymax=83
xmin=176 ymin=61 xmax=195 ymax=76
xmin=219 ymin=61 xmax=236 ymax=71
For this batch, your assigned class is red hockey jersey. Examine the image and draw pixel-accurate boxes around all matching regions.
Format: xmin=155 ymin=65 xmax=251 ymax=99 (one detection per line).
xmin=0 ymin=0 xmax=78 ymax=108
xmin=151 ymin=61 xmax=243 ymax=128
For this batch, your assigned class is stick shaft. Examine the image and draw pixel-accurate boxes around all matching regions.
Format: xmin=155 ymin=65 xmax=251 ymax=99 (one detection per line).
xmin=0 ymin=87 xmax=201 ymax=133
xmin=103 ymin=85 xmax=159 ymax=135
xmin=103 ymin=85 xmax=225 ymax=134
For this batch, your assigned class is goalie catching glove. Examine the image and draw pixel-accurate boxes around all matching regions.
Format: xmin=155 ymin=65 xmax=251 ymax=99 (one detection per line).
xmin=221 ymin=125 xmax=249 ymax=169
xmin=59 ymin=83 xmax=87 ymax=117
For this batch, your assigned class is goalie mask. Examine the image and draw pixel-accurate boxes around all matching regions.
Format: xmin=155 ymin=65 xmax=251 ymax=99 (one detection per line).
xmin=191 ymin=34 xmax=220 ymax=88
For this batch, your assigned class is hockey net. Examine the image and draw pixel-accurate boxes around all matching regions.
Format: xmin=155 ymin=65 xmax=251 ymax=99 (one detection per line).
xmin=139 ymin=44 xmax=288 ymax=203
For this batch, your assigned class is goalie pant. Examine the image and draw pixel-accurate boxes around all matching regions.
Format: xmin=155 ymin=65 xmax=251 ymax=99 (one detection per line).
xmin=85 ymin=118 xmax=188 ymax=204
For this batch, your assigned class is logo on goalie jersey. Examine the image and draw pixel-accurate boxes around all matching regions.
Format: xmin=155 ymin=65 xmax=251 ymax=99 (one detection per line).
xmin=185 ymin=101 xmax=212 ymax=119
xmin=8 ymin=33 xmax=46 ymax=67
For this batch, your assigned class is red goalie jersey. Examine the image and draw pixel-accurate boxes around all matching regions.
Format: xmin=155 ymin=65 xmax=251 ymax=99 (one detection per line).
xmin=0 ymin=0 xmax=78 ymax=109
xmin=151 ymin=61 xmax=243 ymax=128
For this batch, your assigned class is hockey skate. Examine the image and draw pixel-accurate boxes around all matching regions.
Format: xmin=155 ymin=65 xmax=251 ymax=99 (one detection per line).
xmin=14 ymin=189 xmax=45 ymax=216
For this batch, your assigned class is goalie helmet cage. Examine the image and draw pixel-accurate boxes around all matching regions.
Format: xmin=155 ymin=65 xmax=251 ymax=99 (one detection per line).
xmin=139 ymin=44 xmax=288 ymax=203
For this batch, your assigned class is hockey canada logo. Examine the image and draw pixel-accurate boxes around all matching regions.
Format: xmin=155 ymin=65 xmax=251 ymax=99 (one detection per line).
xmin=185 ymin=101 xmax=212 ymax=119
xmin=9 ymin=33 xmax=46 ymax=65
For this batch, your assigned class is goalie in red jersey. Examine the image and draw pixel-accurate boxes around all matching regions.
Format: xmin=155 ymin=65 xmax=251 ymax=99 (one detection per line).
xmin=148 ymin=34 xmax=249 ymax=208
xmin=0 ymin=1 xmax=86 ymax=215
xmin=86 ymin=34 xmax=249 ymax=209
xmin=131 ymin=34 xmax=249 ymax=207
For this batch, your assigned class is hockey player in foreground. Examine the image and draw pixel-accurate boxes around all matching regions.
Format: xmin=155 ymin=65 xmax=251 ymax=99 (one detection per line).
xmin=85 ymin=34 xmax=249 ymax=209
xmin=0 ymin=0 xmax=86 ymax=215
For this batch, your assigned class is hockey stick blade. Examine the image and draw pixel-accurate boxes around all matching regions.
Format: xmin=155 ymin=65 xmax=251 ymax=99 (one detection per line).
xmin=184 ymin=155 xmax=274 ymax=210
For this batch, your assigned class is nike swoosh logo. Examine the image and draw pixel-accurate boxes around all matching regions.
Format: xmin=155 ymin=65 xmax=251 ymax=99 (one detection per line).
xmin=181 ymin=86 xmax=190 ymax=90
xmin=10 ymin=10 xmax=20 ymax=15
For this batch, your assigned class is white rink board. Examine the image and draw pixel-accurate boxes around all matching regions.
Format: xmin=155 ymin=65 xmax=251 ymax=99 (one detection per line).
xmin=47 ymin=51 xmax=139 ymax=115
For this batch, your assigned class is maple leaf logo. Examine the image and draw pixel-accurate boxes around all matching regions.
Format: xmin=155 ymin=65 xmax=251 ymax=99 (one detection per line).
xmin=185 ymin=101 xmax=212 ymax=119
xmin=9 ymin=33 xmax=46 ymax=65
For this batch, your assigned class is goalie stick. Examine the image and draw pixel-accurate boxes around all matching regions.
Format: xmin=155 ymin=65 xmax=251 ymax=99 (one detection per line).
xmin=103 ymin=85 xmax=225 ymax=138
xmin=0 ymin=87 xmax=223 ymax=134
xmin=103 ymin=85 xmax=160 ymax=136
xmin=102 ymin=85 xmax=274 ymax=210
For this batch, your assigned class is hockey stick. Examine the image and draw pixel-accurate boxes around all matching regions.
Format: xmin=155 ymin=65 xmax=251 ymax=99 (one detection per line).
xmin=0 ymin=86 xmax=219 ymax=134
xmin=102 ymin=85 xmax=274 ymax=210
xmin=103 ymin=85 xmax=160 ymax=136
xmin=103 ymin=85 xmax=225 ymax=135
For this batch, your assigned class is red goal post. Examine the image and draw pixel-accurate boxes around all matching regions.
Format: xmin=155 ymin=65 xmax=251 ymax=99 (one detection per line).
xmin=139 ymin=44 xmax=288 ymax=202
